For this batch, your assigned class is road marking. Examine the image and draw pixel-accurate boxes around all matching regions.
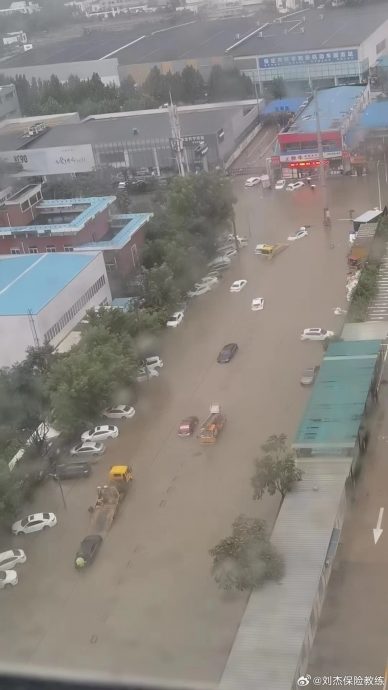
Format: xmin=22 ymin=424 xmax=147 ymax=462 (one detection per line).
xmin=99 ymin=35 xmax=145 ymax=60
xmin=373 ymin=507 xmax=384 ymax=544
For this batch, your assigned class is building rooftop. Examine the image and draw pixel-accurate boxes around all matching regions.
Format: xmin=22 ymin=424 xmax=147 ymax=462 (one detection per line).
xmin=0 ymin=196 xmax=115 ymax=237
xmin=0 ymin=253 xmax=100 ymax=316
xmin=228 ymin=5 xmax=388 ymax=58
xmin=283 ymin=85 xmax=366 ymax=135
xmin=358 ymin=100 xmax=388 ymax=130
xmin=0 ymin=103 xmax=256 ymax=152
xmin=293 ymin=340 xmax=381 ymax=451
xmin=220 ymin=456 xmax=352 ymax=690
xmin=76 ymin=212 xmax=152 ymax=251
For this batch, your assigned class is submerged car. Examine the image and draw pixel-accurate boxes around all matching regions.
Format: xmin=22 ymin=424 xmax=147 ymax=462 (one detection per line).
xmin=251 ymin=297 xmax=264 ymax=311
xmin=177 ymin=416 xmax=199 ymax=437
xmin=230 ymin=280 xmax=247 ymax=293
xmin=166 ymin=311 xmax=184 ymax=327
xmin=0 ymin=549 xmax=26 ymax=571
xmin=81 ymin=425 xmax=118 ymax=442
xmin=274 ymin=179 xmax=286 ymax=190
xmin=55 ymin=463 xmax=91 ymax=480
xmin=300 ymin=328 xmax=334 ymax=341
xmin=244 ymin=176 xmax=261 ymax=187
xmin=103 ymin=405 xmax=135 ymax=419
xmin=70 ymin=441 xmax=105 ymax=457
xmin=217 ymin=343 xmax=238 ymax=363
xmin=74 ymin=535 xmax=103 ymax=569
xmin=0 ymin=570 xmax=18 ymax=589
xmin=286 ymin=181 xmax=304 ymax=192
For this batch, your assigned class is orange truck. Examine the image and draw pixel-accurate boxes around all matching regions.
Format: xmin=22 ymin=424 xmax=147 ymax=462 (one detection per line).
xmin=89 ymin=465 xmax=132 ymax=536
xmin=199 ymin=403 xmax=226 ymax=443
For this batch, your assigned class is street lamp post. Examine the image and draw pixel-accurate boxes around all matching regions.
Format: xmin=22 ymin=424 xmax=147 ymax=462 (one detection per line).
xmin=377 ymin=160 xmax=382 ymax=210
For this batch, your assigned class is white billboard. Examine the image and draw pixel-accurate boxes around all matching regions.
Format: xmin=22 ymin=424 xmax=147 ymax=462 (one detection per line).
xmin=0 ymin=144 xmax=95 ymax=175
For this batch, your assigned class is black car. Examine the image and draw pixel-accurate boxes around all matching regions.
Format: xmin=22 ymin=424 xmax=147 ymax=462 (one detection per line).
xmin=74 ymin=535 xmax=102 ymax=569
xmin=55 ymin=462 xmax=91 ymax=480
xmin=217 ymin=343 xmax=238 ymax=363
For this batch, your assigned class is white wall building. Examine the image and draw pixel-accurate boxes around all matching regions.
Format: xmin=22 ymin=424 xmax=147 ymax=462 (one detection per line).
xmin=0 ymin=252 xmax=111 ymax=367
xmin=0 ymin=1 xmax=40 ymax=15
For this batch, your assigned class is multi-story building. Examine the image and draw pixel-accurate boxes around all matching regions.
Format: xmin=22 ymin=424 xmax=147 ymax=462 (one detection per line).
xmin=0 ymin=84 xmax=20 ymax=121
xmin=0 ymin=184 xmax=151 ymax=278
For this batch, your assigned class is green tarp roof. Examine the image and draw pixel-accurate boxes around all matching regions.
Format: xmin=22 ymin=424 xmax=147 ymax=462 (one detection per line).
xmin=293 ymin=340 xmax=381 ymax=450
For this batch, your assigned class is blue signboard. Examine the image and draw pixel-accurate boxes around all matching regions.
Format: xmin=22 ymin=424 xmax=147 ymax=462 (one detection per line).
xmin=259 ymin=49 xmax=358 ymax=69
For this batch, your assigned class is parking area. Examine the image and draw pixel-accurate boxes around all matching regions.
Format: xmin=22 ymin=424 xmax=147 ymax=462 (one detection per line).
xmin=0 ymin=176 xmax=380 ymax=685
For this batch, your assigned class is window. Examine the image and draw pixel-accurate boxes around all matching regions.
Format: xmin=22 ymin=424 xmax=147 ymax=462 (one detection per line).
xmin=44 ymin=275 xmax=106 ymax=341
xmin=21 ymin=200 xmax=29 ymax=212
xmin=376 ymin=39 xmax=386 ymax=55
xmin=63 ymin=246 xmax=73 ymax=252
xmin=28 ymin=247 xmax=38 ymax=254
xmin=10 ymin=248 xmax=20 ymax=255
xmin=46 ymin=246 xmax=56 ymax=253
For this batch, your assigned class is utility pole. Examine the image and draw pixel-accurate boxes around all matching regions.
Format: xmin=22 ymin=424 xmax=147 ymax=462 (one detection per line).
xmin=377 ymin=160 xmax=382 ymax=210
xmin=168 ymin=92 xmax=185 ymax=177
xmin=314 ymin=89 xmax=331 ymax=229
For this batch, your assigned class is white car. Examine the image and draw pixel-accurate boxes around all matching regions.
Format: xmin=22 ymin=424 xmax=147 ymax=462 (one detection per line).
xmin=0 ymin=549 xmax=26 ymax=570
xmin=208 ymin=256 xmax=231 ymax=269
xmin=244 ymin=176 xmax=261 ymax=187
xmin=300 ymin=328 xmax=334 ymax=341
xmin=0 ymin=570 xmax=18 ymax=589
xmin=198 ymin=275 xmax=219 ymax=287
xmin=103 ymin=404 xmax=135 ymax=419
xmin=286 ymin=181 xmax=304 ymax=192
xmin=12 ymin=512 xmax=57 ymax=536
xmin=145 ymin=356 xmax=163 ymax=370
xmin=81 ymin=425 xmax=118 ymax=442
xmin=251 ymin=297 xmax=264 ymax=311
xmin=275 ymin=179 xmax=286 ymax=190
xmin=187 ymin=284 xmax=211 ymax=298
xmin=288 ymin=228 xmax=309 ymax=241
xmin=227 ymin=234 xmax=248 ymax=247
xmin=70 ymin=441 xmax=105 ymax=457
xmin=230 ymin=279 xmax=247 ymax=293
xmin=167 ymin=311 xmax=184 ymax=327
xmin=136 ymin=366 xmax=159 ymax=382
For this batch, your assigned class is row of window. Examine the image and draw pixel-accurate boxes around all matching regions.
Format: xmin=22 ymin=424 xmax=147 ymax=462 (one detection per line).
xmin=10 ymin=246 xmax=74 ymax=255
xmin=44 ymin=275 xmax=106 ymax=343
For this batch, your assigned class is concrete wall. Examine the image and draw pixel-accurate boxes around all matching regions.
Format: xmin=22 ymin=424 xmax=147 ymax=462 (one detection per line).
xmin=37 ymin=252 xmax=111 ymax=346
xmin=0 ymin=314 xmax=36 ymax=367
xmin=0 ymin=84 xmax=20 ymax=121
xmin=359 ymin=19 xmax=388 ymax=72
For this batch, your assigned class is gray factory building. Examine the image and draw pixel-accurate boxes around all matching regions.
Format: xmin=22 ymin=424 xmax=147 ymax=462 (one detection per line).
xmin=0 ymin=101 xmax=260 ymax=176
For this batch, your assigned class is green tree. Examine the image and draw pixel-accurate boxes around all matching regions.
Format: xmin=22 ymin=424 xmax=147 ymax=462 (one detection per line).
xmin=207 ymin=65 xmax=253 ymax=102
xmin=181 ymin=65 xmax=205 ymax=103
xmin=251 ymin=434 xmax=303 ymax=501
xmin=269 ymin=77 xmax=287 ymax=100
xmin=0 ymin=462 xmax=22 ymax=527
xmin=142 ymin=263 xmax=180 ymax=310
xmin=48 ymin=327 xmax=137 ymax=434
xmin=209 ymin=514 xmax=284 ymax=591
xmin=143 ymin=66 xmax=169 ymax=104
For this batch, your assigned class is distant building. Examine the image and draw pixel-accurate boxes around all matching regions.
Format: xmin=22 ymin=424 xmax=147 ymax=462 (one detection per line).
xmin=0 ymin=1 xmax=40 ymax=14
xmin=272 ymin=85 xmax=369 ymax=177
xmin=0 ymin=184 xmax=151 ymax=279
xmin=0 ymin=84 xmax=20 ymax=121
xmin=2 ymin=31 xmax=27 ymax=47
xmin=67 ymin=0 xmax=149 ymax=16
xmin=0 ymin=252 xmax=110 ymax=367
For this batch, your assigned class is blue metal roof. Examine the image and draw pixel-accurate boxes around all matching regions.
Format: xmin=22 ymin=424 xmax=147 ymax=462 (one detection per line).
xmin=262 ymin=98 xmax=305 ymax=115
xmin=358 ymin=100 xmax=388 ymax=130
xmin=0 ymin=196 xmax=115 ymax=237
xmin=287 ymin=85 xmax=366 ymax=134
xmin=76 ymin=213 xmax=152 ymax=251
xmin=0 ymin=253 xmax=99 ymax=315
xmin=293 ymin=340 xmax=381 ymax=451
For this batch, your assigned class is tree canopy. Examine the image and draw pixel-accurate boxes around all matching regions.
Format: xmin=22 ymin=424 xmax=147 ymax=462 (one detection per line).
xmin=209 ymin=514 xmax=284 ymax=591
xmin=251 ymin=434 xmax=303 ymax=501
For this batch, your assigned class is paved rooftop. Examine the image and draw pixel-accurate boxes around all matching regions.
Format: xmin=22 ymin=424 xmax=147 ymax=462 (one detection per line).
xmin=0 ymin=197 xmax=115 ymax=236
xmin=358 ymin=100 xmax=388 ymax=130
xmin=0 ymin=253 xmax=99 ymax=315
xmin=76 ymin=212 xmax=152 ymax=251
xmin=229 ymin=5 xmax=388 ymax=58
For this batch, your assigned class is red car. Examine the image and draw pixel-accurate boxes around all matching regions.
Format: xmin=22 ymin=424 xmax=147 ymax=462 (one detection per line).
xmin=178 ymin=416 xmax=199 ymax=437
